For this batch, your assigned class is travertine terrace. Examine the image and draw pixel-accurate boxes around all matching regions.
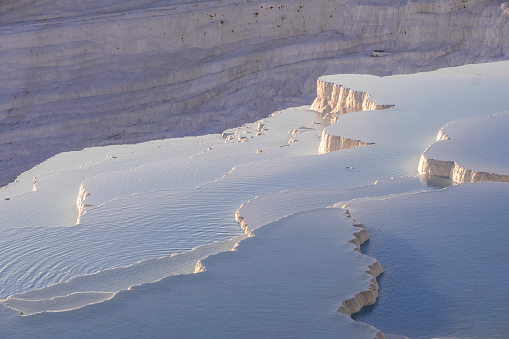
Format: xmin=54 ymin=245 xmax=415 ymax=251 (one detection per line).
xmin=1 ymin=0 xmax=509 ymax=185
xmin=418 ymin=112 xmax=509 ymax=183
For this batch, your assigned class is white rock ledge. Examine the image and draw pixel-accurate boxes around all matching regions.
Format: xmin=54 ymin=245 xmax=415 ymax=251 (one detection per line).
xmin=418 ymin=112 xmax=509 ymax=183
xmin=418 ymin=154 xmax=509 ymax=183
xmin=338 ymin=219 xmax=384 ymax=321
xmin=311 ymin=79 xmax=392 ymax=154
xmin=311 ymin=79 xmax=393 ymax=117
xmin=319 ymin=128 xmax=375 ymax=154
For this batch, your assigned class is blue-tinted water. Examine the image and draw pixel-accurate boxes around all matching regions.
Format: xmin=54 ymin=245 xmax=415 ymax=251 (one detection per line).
xmin=351 ymin=183 xmax=509 ymax=339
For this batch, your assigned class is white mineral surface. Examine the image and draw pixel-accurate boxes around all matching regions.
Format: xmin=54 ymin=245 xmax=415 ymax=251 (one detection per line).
xmin=1 ymin=0 xmax=509 ymax=185
xmin=418 ymin=112 xmax=509 ymax=183
xmin=1 ymin=59 xmax=508 ymax=338
xmin=0 ymin=105 xmax=394 ymax=338
xmin=314 ymin=61 xmax=509 ymax=179
xmin=1 ymin=1 xmax=509 ymax=336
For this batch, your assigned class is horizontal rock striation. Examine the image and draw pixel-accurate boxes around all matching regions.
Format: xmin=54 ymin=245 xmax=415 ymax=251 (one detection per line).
xmin=1 ymin=0 xmax=509 ymax=185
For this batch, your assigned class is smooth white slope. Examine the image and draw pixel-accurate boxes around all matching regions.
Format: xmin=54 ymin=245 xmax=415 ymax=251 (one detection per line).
xmin=236 ymin=177 xmax=429 ymax=232
xmin=1 ymin=60 xmax=508 ymax=339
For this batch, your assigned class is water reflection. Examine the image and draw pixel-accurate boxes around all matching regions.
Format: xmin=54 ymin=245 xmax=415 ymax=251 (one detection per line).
xmin=419 ymin=174 xmax=454 ymax=188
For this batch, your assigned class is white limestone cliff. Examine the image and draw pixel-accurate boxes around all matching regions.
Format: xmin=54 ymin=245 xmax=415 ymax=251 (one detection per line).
xmin=419 ymin=154 xmax=509 ymax=183
xmin=1 ymin=0 xmax=509 ymax=185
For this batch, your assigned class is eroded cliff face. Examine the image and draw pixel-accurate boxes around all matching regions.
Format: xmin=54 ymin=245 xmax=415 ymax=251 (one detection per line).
xmin=334 ymin=212 xmax=384 ymax=322
xmin=341 ymin=225 xmax=384 ymax=333
xmin=338 ymin=261 xmax=384 ymax=317
xmin=1 ymin=0 xmax=509 ymax=185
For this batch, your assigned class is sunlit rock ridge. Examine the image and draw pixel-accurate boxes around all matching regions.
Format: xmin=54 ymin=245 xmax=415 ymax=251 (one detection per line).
xmin=1 ymin=0 xmax=509 ymax=185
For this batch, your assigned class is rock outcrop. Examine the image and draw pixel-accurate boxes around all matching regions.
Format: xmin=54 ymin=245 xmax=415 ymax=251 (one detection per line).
xmin=418 ymin=112 xmax=509 ymax=184
xmin=311 ymin=79 xmax=391 ymax=153
xmin=318 ymin=128 xmax=375 ymax=154
xmin=338 ymin=261 xmax=384 ymax=317
xmin=311 ymin=79 xmax=393 ymax=118
xmin=418 ymin=154 xmax=509 ymax=183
